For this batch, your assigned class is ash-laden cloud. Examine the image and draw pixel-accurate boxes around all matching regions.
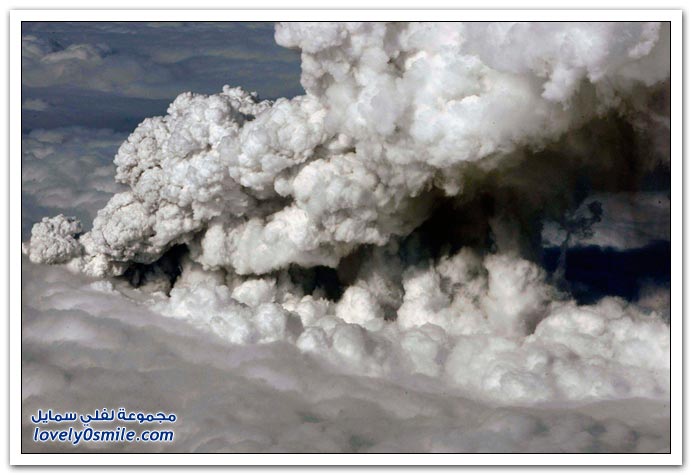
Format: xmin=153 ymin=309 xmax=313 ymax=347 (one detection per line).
xmin=23 ymin=22 xmax=671 ymax=452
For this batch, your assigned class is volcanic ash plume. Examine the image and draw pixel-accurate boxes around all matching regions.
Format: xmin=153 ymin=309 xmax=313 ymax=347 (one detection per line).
xmin=23 ymin=22 xmax=671 ymax=406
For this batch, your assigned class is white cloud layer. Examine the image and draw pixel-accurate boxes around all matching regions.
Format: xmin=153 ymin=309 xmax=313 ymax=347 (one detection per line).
xmin=22 ymin=259 xmax=670 ymax=453
xmin=22 ymin=35 xmax=179 ymax=99
xmin=21 ymin=22 xmax=302 ymax=102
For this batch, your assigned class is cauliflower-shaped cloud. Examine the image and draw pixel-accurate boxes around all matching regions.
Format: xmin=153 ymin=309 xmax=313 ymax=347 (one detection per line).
xmin=23 ymin=214 xmax=83 ymax=264
xmin=24 ymin=22 xmax=671 ymax=279
xmin=22 ymin=22 xmax=671 ymax=416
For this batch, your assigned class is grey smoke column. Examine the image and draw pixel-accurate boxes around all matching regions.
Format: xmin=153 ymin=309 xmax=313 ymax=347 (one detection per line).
xmin=23 ymin=22 xmax=670 ymax=278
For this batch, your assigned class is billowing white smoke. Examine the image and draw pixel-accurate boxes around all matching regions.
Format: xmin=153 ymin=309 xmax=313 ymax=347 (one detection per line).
xmin=24 ymin=21 xmax=670 ymax=277
xmin=151 ymin=246 xmax=668 ymax=405
xmin=23 ymin=22 xmax=671 ymax=412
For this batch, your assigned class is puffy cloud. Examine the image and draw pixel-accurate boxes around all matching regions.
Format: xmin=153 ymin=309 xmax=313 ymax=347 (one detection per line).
xmin=22 ymin=258 xmax=670 ymax=453
xmin=459 ymin=22 xmax=669 ymax=102
xmin=120 ymin=245 xmax=668 ymax=407
xmin=21 ymin=22 xmax=671 ymax=453
xmin=24 ymin=21 xmax=671 ymax=278
xmin=22 ymin=215 xmax=83 ymax=264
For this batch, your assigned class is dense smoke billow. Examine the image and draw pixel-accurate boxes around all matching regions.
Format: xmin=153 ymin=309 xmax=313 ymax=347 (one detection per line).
xmin=22 ymin=21 xmax=671 ymax=453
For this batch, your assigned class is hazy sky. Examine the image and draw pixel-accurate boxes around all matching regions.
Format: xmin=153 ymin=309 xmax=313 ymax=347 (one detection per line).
xmin=22 ymin=21 xmax=303 ymax=132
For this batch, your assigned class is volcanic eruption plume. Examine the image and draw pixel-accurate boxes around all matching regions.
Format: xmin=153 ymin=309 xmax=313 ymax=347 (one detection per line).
xmin=23 ymin=21 xmax=671 ymax=412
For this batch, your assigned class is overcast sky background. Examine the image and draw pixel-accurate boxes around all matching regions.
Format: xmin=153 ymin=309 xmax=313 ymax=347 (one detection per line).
xmin=22 ymin=21 xmax=303 ymax=132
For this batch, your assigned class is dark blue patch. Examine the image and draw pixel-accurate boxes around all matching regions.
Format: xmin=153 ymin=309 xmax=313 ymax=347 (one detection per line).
xmin=542 ymin=240 xmax=671 ymax=304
